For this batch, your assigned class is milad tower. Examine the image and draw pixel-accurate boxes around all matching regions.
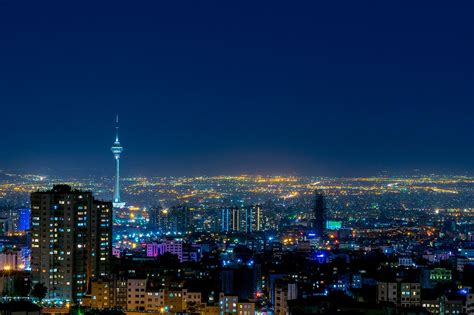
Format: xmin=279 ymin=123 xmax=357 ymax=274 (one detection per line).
xmin=111 ymin=115 xmax=126 ymax=209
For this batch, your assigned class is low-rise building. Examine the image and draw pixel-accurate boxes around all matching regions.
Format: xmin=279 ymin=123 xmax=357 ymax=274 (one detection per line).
xmin=127 ymin=278 xmax=147 ymax=311
xmin=88 ymin=278 xmax=113 ymax=309
xmin=147 ymin=240 xmax=183 ymax=261
xmin=466 ymin=293 xmax=474 ymax=315
xmin=219 ymin=295 xmax=255 ymax=315
xmin=377 ymin=281 xmax=421 ymax=308
xmin=429 ymin=268 xmax=452 ymax=283
xmin=422 ymin=295 xmax=464 ymax=315
xmin=274 ymin=281 xmax=297 ymax=315
xmin=398 ymin=257 xmax=415 ymax=267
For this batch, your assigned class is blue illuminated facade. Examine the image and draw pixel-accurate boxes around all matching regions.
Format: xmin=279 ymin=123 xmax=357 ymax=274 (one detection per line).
xmin=18 ymin=208 xmax=30 ymax=231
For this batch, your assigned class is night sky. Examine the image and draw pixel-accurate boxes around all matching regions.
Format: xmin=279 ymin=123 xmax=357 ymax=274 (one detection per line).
xmin=0 ymin=1 xmax=472 ymax=176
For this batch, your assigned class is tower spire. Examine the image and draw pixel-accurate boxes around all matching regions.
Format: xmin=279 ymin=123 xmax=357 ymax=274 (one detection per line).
xmin=115 ymin=114 xmax=120 ymax=143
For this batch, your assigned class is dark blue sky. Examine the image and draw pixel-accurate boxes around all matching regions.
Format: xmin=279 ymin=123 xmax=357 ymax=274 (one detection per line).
xmin=0 ymin=1 xmax=472 ymax=176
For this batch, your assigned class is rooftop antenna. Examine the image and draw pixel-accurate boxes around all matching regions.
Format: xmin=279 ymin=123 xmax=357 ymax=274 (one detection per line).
xmin=115 ymin=114 xmax=119 ymax=142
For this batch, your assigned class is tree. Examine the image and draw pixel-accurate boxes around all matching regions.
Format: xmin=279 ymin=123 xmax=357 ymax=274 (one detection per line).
xmin=31 ymin=283 xmax=47 ymax=301
xmin=158 ymin=252 xmax=180 ymax=269
xmin=13 ymin=273 xmax=31 ymax=297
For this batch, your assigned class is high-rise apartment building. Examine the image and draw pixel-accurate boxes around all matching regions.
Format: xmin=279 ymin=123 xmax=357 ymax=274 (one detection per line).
xmin=220 ymin=205 xmax=263 ymax=233
xmin=377 ymin=281 xmax=421 ymax=308
xmin=220 ymin=207 xmax=233 ymax=232
xmin=170 ymin=205 xmax=193 ymax=234
xmin=148 ymin=205 xmax=162 ymax=230
xmin=243 ymin=205 xmax=262 ymax=233
xmin=30 ymin=185 xmax=112 ymax=302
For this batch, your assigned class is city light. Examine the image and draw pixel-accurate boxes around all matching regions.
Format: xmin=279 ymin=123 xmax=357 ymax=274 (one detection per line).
xmin=0 ymin=2 xmax=471 ymax=314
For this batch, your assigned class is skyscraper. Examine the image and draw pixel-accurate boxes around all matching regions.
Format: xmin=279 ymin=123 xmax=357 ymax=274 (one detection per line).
xmin=111 ymin=115 xmax=125 ymax=209
xmin=220 ymin=205 xmax=263 ymax=233
xmin=243 ymin=205 xmax=263 ymax=233
xmin=312 ymin=190 xmax=326 ymax=238
xmin=220 ymin=207 xmax=231 ymax=232
xmin=220 ymin=207 xmax=240 ymax=233
xmin=170 ymin=205 xmax=193 ymax=234
xmin=148 ymin=205 xmax=162 ymax=230
xmin=30 ymin=185 xmax=112 ymax=302
xmin=232 ymin=207 xmax=241 ymax=232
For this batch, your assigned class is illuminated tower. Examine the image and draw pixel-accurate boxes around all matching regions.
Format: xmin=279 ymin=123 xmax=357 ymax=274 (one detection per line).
xmin=111 ymin=115 xmax=125 ymax=208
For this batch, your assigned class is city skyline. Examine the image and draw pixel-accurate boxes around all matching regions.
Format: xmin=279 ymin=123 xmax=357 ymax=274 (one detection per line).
xmin=0 ymin=1 xmax=473 ymax=176
xmin=0 ymin=1 xmax=473 ymax=314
